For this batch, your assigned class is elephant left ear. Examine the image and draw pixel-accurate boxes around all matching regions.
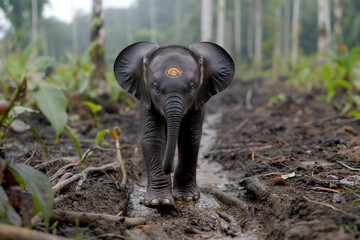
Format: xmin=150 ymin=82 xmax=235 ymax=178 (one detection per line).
xmin=189 ymin=42 xmax=235 ymax=109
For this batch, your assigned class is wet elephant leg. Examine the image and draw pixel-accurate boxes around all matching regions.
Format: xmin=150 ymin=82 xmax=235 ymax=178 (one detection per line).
xmin=173 ymin=107 xmax=204 ymax=202
xmin=139 ymin=110 xmax=174 ymax=207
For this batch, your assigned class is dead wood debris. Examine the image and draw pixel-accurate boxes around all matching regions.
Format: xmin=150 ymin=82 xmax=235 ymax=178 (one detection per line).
xmin=52 ymin=161 xmax=118 ymax=193
xmin=50 ymin=210 xmax=146 ymax=228
xmin=0 ymin=223 xmax=68 ymax=240
xmin=200 ymin=187 xmax=251 ymax=219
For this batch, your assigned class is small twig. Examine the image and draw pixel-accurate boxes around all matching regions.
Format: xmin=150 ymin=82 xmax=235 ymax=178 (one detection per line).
xmin=23 ymin=142 xmax=38 ymax=165
xmin=235 ymin=119 xmax=249 ymax=131
xmin=302 ymin=195 xmax=346 ymax=214
xmin=34 ymin=157 xmax=78 ymax=169
xmin=49 ymin=162 xmax=79 ymax=181
xmin=311 ymin=187 xmax=343 ymax=194
xmin=50 ymin=210 xmax=146 ymax=228
xmin=52 ymin=162 xmax=118 ymax=193
xmin=115 ymin=138 xmax=127 ymax=187
xmin=336 ymin=160 xmax=360 ymax=171
xmin=0 ymin=223 xmax=68 ymax=240
xmin=245 ymin=89 xmax=253 ymax=110
xmin=208 ymin=145 xmax=272 ymax=154
xmin=57 ymin=172 xmax=73 ymax=183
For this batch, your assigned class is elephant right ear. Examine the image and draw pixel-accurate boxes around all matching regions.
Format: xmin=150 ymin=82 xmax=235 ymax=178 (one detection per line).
xmin=113 ymin=42 xmax=159 ymax=110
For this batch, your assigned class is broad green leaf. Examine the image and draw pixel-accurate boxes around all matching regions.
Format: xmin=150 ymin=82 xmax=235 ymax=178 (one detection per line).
xmin=349 ymin=111 xmax=360 ymax=119
xmin=65 ymin=125 xmax=82 ymax=160
xmin=0 ymin=187 xmax=22 ymax=226
xmin=83 ymin=101 xmax=102 ymax=115
xmin=31 ymin=86 xmax=67 ymax=145
xmin=26 ymin=56 xmax=54 ymax=72
xmin=10 ymin=163 xmax=53 ymax=230
xmin=352 ymin=95 xmax=360 ymax=105
xmin=95 ymin=129 xmax=108 ymax=147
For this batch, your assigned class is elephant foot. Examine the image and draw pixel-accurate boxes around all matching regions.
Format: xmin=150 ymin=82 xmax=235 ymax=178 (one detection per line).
xmin=173 ymin=182 xmax=200 ymax=202
xmin=143 ymin=189 xmax=174 ymax=208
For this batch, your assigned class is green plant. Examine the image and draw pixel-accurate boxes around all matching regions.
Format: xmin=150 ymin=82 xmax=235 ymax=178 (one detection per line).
xmin=268 ymin=93 xmax=287 ymax=105
xmin=0 ymin=160 xmax=53 ymax=230
xmin=0 ymin=46 xmax=82 ymax=159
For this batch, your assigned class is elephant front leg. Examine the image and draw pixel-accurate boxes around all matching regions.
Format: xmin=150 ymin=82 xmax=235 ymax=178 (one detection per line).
xmin=140 ymin=110 xmax=174 ymax=207
xmin=173 ymin=107 xmax=204 ymax=202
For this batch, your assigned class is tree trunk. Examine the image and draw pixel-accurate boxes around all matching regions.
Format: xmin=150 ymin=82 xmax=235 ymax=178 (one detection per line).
xmin=234 ymin=0 xmax=241 ymax=66
xmin=254 ymin=0 xmax=262 ymax=75
xmin=317 ymin=0 xmax=331 ymax=66
xmin=247 ymin=0 xmax=254 ymax=59
xmin=273 ymin=7 xmax=282 ymax=81
xmin=216 ymin=0 xmax=225 ymax=47
xmin=333 ymin=0 xmax=343 ymax=50
xmin=201 ymin=0 xmax=213 ymax=42
xmin=91 ymin=0 xmax=107 ymax=94
xmin=71 ymin=0 xmax=78 ymax=54
xmin=282 ymin=0 xmax=291 ymax=72
xmin=291 ymin=0 xmax=301 ymax=70
xmin=32 ymin=0 xmax=38 ymax=57
xmin=150 ymin=0 xmax=157 ymax=42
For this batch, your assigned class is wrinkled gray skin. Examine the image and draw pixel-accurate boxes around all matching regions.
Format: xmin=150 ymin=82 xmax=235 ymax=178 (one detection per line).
xmin=114 ymin=42 xmax=234 ymax=207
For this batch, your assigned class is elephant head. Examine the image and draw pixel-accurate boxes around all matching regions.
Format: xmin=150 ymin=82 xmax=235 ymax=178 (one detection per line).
xmin=114 ymin=42 xmax=234 ymax=175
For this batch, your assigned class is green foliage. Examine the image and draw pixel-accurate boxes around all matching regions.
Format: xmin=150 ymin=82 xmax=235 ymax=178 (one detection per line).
xmin=289 ymin=46 xmax=360 ymax=118
xmin=268 ymin=93 xmax=287 ymax=105
xmin=83 ymin=101 xmax=102 ymax=115
xmin=0 ymin=161 xmax=53 ymax=230
xmin=10 ymin=163 xmax=53 ymax=230
xmin=64 ymin=125 xmax=82 ymax=160
xmin=31 ymin=86 xmax=68 ymax=145
xmin=343 ymin=186 xmax=360 ymax=212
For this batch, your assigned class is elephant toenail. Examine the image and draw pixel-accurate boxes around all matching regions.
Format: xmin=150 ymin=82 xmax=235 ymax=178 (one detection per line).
xmin=185 ymin=197 xmax=193 ymax=202
xmin=194 ymin=195 xmax=199 ymax=200
xmin=150 ymin=199 xmax=160 ymax=205
xmin=144 ymin=200 xmax=149 ymax=206
xmin=177 ymin=197 xmax=183 ymax=201
xmin=163 ymin=199 xmax=171 ymax=205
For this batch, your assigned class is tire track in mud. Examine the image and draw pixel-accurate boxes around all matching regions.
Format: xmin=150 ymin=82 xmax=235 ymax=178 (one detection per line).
xmin=126 ymin=110 xmax=258 ymax=239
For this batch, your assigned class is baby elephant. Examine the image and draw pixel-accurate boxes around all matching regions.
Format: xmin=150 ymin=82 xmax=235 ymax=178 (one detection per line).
xmin=113 ymin=42 xmax=234 ymax=207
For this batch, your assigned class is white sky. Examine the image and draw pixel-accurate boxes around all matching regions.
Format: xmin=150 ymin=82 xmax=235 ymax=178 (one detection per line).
xmin=44 ymin=0 xmax=136 ymax=23
xmin=0 ymin=0 xmax=136 ymax=38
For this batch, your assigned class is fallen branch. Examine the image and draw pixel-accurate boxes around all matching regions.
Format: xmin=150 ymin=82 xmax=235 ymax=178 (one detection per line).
xmin=302 ymin=196 xmax=346 ymax=214
xmin=50 ymin=210 xmax=146 ymax=228
xmin=52 ymin=162 xmax=118 ymax=193
xmin=0 ymin=223 xmax=67 ymax=240
xmin=200 ymin=187 xmax=250 ymax=217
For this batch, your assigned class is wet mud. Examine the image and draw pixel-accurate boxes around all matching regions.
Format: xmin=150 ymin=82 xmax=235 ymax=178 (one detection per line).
xmin=2 ymin=78 xmax=360 ymax=239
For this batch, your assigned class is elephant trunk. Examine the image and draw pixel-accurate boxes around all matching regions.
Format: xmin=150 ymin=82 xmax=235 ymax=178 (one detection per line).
xmin=163 ymin=94 xmax=184 ymax=175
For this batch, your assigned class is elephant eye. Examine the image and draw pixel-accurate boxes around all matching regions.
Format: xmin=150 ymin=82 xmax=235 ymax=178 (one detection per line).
xmin=152 ymin=82 xmax=160 ymax=95
xmin=189 ymin=82 xmax=195 ymax=93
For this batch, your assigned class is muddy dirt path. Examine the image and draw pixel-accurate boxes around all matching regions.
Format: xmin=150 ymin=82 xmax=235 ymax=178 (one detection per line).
xmin=3 ymin=78 xmax=360 ymax=239
xmin=126 ymin=110 xmax=257 ymax=239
